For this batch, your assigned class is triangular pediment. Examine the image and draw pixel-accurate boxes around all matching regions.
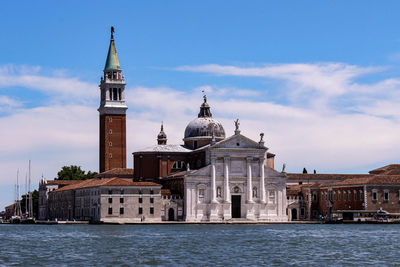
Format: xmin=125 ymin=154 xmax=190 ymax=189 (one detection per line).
xmin=211 ymin=134 xmax=267 ymax=150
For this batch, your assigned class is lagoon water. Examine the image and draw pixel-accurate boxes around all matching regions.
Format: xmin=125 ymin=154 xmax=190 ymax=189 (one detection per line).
xmin=0 ymin=224 xmax=399 ymax=266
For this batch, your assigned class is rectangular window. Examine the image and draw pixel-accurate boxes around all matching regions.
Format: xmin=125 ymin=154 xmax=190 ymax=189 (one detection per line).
xmin=150 ymin=198 xmax=154 ymax=203
xmin=193 ymin=140 xmax=198 ymax=149
xmin=120 ymin=207 xmax=124 ymax=215
xmin=372 ymin=190 xmax=378 ymax=201
xmin=120 ymin=198 xmax=124 ymax=204
xmin=354 ymin=191 xmax=357 ymax=201
xmin=108 ymin=190 xmax=112 ymax=195
xmin=113 ymin=88 xmax=118 ymax=100
xmin=139 ymin=207 xmax=143 ymax=214
xmin=108 ymin=198 xmax=112 ymax=204
xmin=384 ymin=190 xmax=389 ymax=201
xmin=300 ymin=208 xmax=305 ymax=216
xmin=150 ymin=207 xmax=154 ymax=214
xmin=118 ymin=88 xmax=121 ymax=100
xmin=108 ymin=207 xmax=112 ymax=215
xmin=360 ymin=190 xmax=363 ymax=201
xmin=313 ymin=193 xmax=317 ymax=201
xmin=109 ymin=88 xmax=112 ymax=100
xmin=338 ymin=191 xmax=341 ymax=201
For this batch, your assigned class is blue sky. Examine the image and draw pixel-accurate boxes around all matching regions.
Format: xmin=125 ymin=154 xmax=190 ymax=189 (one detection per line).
xmin=2 ymin=1 xmax=400 ymax=209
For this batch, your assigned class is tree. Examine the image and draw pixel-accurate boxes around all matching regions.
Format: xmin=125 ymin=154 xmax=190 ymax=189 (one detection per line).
xmin=20 ymin=190 xmax=38 ymax=218
xmin=55 ymin=165 xmax=97 ymax=180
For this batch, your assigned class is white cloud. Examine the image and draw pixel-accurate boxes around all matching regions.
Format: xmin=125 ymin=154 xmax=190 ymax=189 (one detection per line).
xmin=2 ymin=62 xmax=400 ymax=209
xmin=0 ymin=65 xmax=97 ymax=103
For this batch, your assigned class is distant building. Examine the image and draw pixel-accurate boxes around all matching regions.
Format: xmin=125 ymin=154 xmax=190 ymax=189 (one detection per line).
xmin=47 ymin=177 xmax=162 ymax=223
xmin=38 ymin=179 xmax=82 ymax=220
xmin=286 ymin=165 xmax=400 ymax=221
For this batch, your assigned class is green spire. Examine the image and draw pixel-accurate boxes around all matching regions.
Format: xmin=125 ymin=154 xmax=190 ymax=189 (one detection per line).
xmin=104 ymin=26 xmax=121 ymax=71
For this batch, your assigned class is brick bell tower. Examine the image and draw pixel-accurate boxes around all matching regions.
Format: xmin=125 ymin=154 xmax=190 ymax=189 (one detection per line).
xmin=98 ymin=26 xmax=127 ymax=173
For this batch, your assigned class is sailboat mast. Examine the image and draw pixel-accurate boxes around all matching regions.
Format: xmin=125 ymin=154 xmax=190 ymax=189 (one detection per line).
xmin=28 ymin=160 xmax=33 ymax=218
xmin=16 ymin=169 xmax=21 ymax=216
xmin=25 ymin=172 xmax=28 ymax=216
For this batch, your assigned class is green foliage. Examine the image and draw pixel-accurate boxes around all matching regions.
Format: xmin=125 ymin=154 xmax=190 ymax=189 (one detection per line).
xmin=55 ymin=165 xmax=97 ymax=180
xmin=20 ymin=190 xmax=38 ymax=218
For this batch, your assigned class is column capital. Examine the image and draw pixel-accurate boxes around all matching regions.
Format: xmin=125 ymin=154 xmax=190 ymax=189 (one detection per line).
xmin=246 ymin=156 xmax=253 ymax=162
xmin=223 ymin=156 xmax=230 ymax=162
xmin=211 ymin=156 xmax=217 ymax=163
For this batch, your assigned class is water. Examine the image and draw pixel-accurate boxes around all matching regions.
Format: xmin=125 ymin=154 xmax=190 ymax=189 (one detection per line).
xmin=0 ymin=224 xmax=400 ymax=266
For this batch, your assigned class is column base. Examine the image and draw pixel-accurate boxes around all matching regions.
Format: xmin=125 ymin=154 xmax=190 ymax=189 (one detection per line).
xmin=209 ymin=203 xmax=219 ymax=221
xmin=245 ymin=203 xmax=256 ymax=220
xmin=222 ymin=203 xmax=231 ymax=220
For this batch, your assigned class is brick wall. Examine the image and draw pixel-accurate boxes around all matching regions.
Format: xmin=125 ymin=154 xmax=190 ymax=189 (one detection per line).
xmin=100 ymin=114 xmax=126 ymax=172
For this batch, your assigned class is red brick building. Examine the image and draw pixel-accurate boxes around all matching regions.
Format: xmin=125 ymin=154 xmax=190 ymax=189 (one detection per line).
xmin=287 ymin=165 xmax=400 ymax=221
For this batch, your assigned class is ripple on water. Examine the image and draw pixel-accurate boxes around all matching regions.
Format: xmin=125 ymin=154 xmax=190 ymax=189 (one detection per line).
xmin=1 ymin=224 xmax=400 ymax=266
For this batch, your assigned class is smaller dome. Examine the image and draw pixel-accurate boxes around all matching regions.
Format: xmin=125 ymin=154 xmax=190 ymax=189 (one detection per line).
xmin=157 ymin=123 xmax=167 ymax=145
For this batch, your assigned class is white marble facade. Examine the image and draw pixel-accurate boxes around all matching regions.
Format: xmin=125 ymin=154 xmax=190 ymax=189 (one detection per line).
xmin=184 ymin=133 xmax=288 ymax=222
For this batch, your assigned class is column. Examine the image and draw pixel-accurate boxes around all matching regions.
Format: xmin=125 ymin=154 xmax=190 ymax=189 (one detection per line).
xmin=247 ymin=157 xmax=254 ymax=203
xmin=211 ymin=157 xmax=218 ymax=203
xmin=259 ymin=157 xmax=266 ymax=203
xmin=224 ymin=157 xmax=230 ymax=203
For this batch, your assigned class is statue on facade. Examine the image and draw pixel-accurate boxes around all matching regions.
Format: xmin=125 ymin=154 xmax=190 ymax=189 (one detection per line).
xmin=282 ymin=163 xmax=286 ymax=173
xmin=260 ymin=133 xmax=264 ymax=142
xmin=234 ymin=119 xmax=240 ymax=131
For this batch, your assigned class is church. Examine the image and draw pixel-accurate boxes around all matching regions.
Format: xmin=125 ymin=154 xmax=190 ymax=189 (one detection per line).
xmin=40 ymin=27 xmax=288 ymax=223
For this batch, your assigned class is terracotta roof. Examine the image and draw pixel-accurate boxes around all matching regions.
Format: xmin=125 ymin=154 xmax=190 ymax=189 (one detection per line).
xmin=321 ymin=175 xmax=400 ymax=187
xmin=53 ymin=178 xmax=161 ymax=192
xmin=286 ymin=173 xmax=367 ymax=181
xmin=286 ymin=185 xmax=304 ymax=195
xmin=369 ymin=164 xmax=400 ymax=175
xmin=45 ymin=180 xmax=83 ymax=185
xmin=95 ymin=168 xmax=134 ymax=178
xmin=161 ymin=189 xmax=171 ymax=195
xmin=5 ymin=203 xmax=15 ymax=209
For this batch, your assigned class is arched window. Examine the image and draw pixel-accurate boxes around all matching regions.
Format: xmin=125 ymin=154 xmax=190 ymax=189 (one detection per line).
xmin=198 ymin=188 xmax=205 ymax=203
xmin=217 ymin=187 xmax=222 ymax=198
xmin=252 ymin=187 xmax=257 ymax=198
xmin=268 ymin=190 xmax=275 ymax=203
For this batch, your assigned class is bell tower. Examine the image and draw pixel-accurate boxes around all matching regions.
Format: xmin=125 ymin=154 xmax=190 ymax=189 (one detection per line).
xmin=98 ymin=26 xmax=127 ymax=173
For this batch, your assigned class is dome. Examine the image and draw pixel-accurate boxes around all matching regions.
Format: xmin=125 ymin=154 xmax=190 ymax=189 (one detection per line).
xmin=184 ymin=117 xmax=225 ymax=139
xmin=183 ymin=96 xmax=225 ymax=147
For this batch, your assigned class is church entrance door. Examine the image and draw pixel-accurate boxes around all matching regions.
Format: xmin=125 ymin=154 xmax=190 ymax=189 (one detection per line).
xmin=168 ymin=208 xmax=175 ymax=221
xmin=231 ymin=195 xmax=241 ymax=218
xmin=291 ymin=208 xmax=297 ymax=220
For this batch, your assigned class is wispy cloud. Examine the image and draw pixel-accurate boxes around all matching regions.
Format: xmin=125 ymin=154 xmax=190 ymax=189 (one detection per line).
xmin=0 ymin=64 xmax=97 ymax=103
